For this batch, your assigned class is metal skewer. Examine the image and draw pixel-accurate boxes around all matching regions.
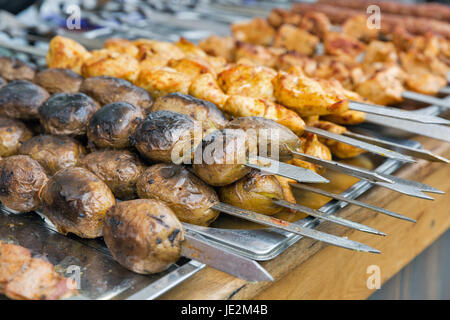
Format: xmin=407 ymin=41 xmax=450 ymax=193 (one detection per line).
xmin=438 ymin=87 xmax=450 ymax=96
xmin=402 ymin=90 xmax=450 ymax=109
xmin=290 ymin=183 xmax=416 ymax=223
xmin=213 ymin=202 xmax=380 ymax=253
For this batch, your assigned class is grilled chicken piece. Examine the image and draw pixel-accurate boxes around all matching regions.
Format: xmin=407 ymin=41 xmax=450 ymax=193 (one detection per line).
xmin=189 ymin=73 xmax=230 ymax=108
xmin=134 ymin=39 xmax=185 ymax=70
xmin=276 ymin=51 xmax=317 ymax=76
xmin=273 ymin=68 xmax=349 ymax=116
xmin=174 ymin=37 xmax=208 ymax=58
xmin=289 ymin=132 xmax=332 ymax=174
xmin=40 ymin=167 xmax=116 ymax=238
xmin=0 ymin=80 xmax=50 ymax=120
xmin=198 ymin=35 xmax=235 ymax=61
xmin=342 ymin=15 xmax=379 ymax=43
xmin=0 ymin=117 xmax=33 ymax=157
xmin=234 ymin=41 xmax=284 ymax=68
xmin=274 ymin=24 xmax=320 ymax=56
xmin=298 ymin=12 xmax=331 ymax=40
xmin=19 ymin=135 xmax=86 ymax=176
xmin=34 ymin=68 xmax=84 ymax=94
xmin=363 ymin=41 xmax=399 ymax=65
xmin=324 ymin=32 xmax=366 ymax=61
xmin=0 ymin=57 xmax=36 ymax=81
xmin=81 ymin=49 xmax=139 ymax=82
xmin=231 ymin=17 xmax=276 ymax=46
xmin=267 ymin=8 xmax=302 ymax=29
xmin=103 ymin=199 xmax=184 ymax=274
xmin=217 ymin=64 xmax=276 ymax=101
xmin=46 ymin=36 xmax=90 ymax=74
xmin=321 ymin=110 xmax=366 ymax=125
xmin=135 ymin=67 xmax=191 ymax=98
xmin=314 ymin=56 xmax=355 ymax=90
xmin=136 ymin=164 xmax=219 ymax=226
xmin=0 ymin=155 xmax=48 ymax=212
xmin=81 ymin=150 xmax=144 ymax=200
xmin=168 ymin=56 xmax=216 ymax=80
xmin=104 ymin=38 xmax=139 ymax=58
xmin=0 ymin=242 xmax=32 ymax=291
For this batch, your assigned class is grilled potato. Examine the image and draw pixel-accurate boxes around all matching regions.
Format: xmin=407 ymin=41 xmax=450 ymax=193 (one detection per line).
xmin=0 ymin=155 xmax=48 ymax=212
xmin=46 ymin=36 xmax=90 ymax=74
xmin=87 ymin=102 xmax=145 ymax=149
xmin=219 ymin=170 xmax=284 ymax=216
xmin=0 ymin=80 xmax=50 ymax=120
xmin=81 ymin=150 xmax=144 ymax=200
xmin=135 ymin=67 xmax=191 ymax=99
xmin=0 ymin=57 xmax=36 ymax=81
xmin=0 ymin=117 xmax=33 ymax=157
xmin=33 ymin=68 xmax=83 ymax=94
xmin=136 ymin=163 xmax=219 ymax=226
xmin=18 ymin=135 xmax=86 ymax=176
xmin=38 ymin=93 xmax=100 ymax=136
xmin=79 ymin=76 xmax=154 ymax=111
xmin=103 ymin=199 xmax=184 ymax=274
xmin=40 ymin=167 xmax=116 ymax=238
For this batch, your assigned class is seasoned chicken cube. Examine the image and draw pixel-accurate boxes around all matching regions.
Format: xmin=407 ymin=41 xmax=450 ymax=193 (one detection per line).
xmin=189 ymin=73 xmax=230 ymax=108
xmin=104 ymin=38 xmax=139 ymax=58
xmin=364 ymin=41 xmax=399 ymax=65
xmin=0 ymin=242 xmax=31 ymax=291
xmin=267 ymin=8 xmax=302 ymax=29
xmin=342 ymin=15 xmax=379 ymax=43
xmin=288 ymin=133 xmax=332 ymax=174
xmin=135 ymin=67 xmax=191 ymax=98
xmin=168 ymin=57 xmax=216 ymax=80
xmin=135 ymin=39 xmax=185 ymax=69
xmin=234 ymin=41 xmax=284 ymax=68
xmin=324 ymin=32 xmax=366 ymax=61
xmin=217 ymin=64 xmax=276 ymax=100
xmin=174 ymin=37 xmax=208 ymax=58
xmin=198 ymin=35 xmax=235 ymax=62
xmin=46 ymin=36 xmax=90 ymax=74
xmin=298 ymin=11 xmax=331 ymax=40
xmin=81 ymin=49 xmax=139 ymax=82
xmin=314 ymin=56 xmax=355 ymax=90
xmin=231 ymin=17 xmax=276 ymax=46
xmin=274 ymin=24 xmax=319 ymax=56
xmin=276 ymin=51 xmax=317 ymax=76
xmin=321 ymin=110 xmax=366 ymax=125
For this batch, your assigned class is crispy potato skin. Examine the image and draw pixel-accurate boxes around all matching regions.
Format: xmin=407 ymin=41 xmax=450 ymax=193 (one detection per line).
xmin=135 ymin=68 xmax=191 ymax=99
xmin=38 ymin=93 xmax=100 ymax=136
xmin=79 ymin=76 xmax=154 ymax=111
xmin=40 ymin=167 xmax=116 ymax=238
xmin=0 ymin=57 xmax=36 ymax=81
xmin=81 ymin=150 xmax=144 ymax=200
xmin=18 ymin=135 xmax=86 ymax=176
xmin=87 ymin=102 xmax=145 ymax=149
xmin=192 ymin=129 xmax=251 ymax=187
xmin=219 ymin=171 xmax=284 ymax=216
xmin=137 ymin=163 xmax=219 ymax=226
xmin=131 ymin=110 xmax=197 ymax=163
xmin=151 ymin=93 xmax=228 ymax=131
xmin=46 ymin=36 xmax=90 ymax=74
xmin=0 ymin=117 xmax=33 ymax=157
xmin=103 ymin=199 xmax=184 ymax=274
xmin=33 ymin=68 xmax=83 ymax=94
xmin=0 ymin=81 xmax=50 ymax=120
xmin=0 ymin=155 xmax=48 ymax=212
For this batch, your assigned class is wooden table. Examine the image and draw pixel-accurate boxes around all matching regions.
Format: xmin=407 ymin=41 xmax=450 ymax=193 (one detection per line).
xmin=160 ymin=136 xmax=450 ymax=300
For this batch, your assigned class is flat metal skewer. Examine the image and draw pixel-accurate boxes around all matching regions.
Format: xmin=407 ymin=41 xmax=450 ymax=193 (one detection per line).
xmin=402 ymin=90 xmax=450 ymax=109
xmin=213 ymin=202 xmax=380 ymax=253
xmin=343 ymin=131 xmax=450 ymax=163
xmin=349 ymin=101 xmax=450 ymax=125
xmin=304 ymin=126 xmax=415 ymax=163
xmin=438 ymin=87 xmax=450 ymax=96
xmin=290 ymin=183 xmax=416 ymax=223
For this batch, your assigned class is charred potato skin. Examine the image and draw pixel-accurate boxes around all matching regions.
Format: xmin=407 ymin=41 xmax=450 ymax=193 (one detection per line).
xmin=87 ymin=102 xmax=145 ymax=149
xmin=136 ymin=163 xmax=219 ymax=226
xmin=40 ymin=167 xmax=116 ymax=238
xmin=219 ymin=171 xmax=284 ymax=216
xmin=81 ymin=150 xmax=144 ymax=200
xmin=0 ymin=80 xmax=50 ymax=120
xmin=130 ymin=110 xmax=196 ymax=163
xmin=151 ymin=93 xmax=228 ymax=131
xmin=38 ymin=93 xmax=100 ymax=136
xmin=226 ymin=117 xmax=301 ymax=161
xmin=33 ymin=68 xmax=83 ymax=94
xmin=0 ymin=117 xmax=33 ymax=157
xmin=103 ymin=199 xmax=184 ymax=274
xmin=79 ymin=76 xmax=154 ymax=111
xmin=192 ymin=129 xmax=251 ymax=187
xmin=18 ymin=135 xmax=86 ymax=176
xmin=0 ymin=57 xmax=36 ymax=81
xmin=0 ymin=155 xmax=48 ymax=212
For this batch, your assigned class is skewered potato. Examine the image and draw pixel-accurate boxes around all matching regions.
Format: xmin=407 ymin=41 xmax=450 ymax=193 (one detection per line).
xmin=46 ymin=36 xmax=90 ymax=74
xmin=18 ymin=135 xmax=86 ymax=176
xmin=79 ymin=76 xmax=154 ymax=111
xmin=33 ymin=68 xmax=83 ymax=94
xmin=151 ymin=93 xmax=228 ymax=132
xmin=0 ymin=57 xmax=36 ymax=81
xmin=38 ymin=92 xmax=100 ymax=136
xmin=87 ymin=102 xmax=145 ymax=149
xmin=192 ymin=129 xmax=251 ymax=186
xmin=81 ymin=150 xmax=144 ymax=200
xmin=135 ymin=67 xmax=191 ymax=99
xmin=103 ymin=199 xmax=184 ymax=274
xmin=0 ymin=80 xmax=50 ymax=119
xmin=0 ymin=155 xmax=48 ymax=212
xmin=40 ymin=167 xmax=116 ymax=238
xmin=0 ymin=117 xmax=33 ymax=157
xmin=136 ymin=163 xmax=219 ymax=226
xmin=219 ymin=171 xmax=284 ymax=216
xmin=131 ymin=110 xmax=198 ymax=163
